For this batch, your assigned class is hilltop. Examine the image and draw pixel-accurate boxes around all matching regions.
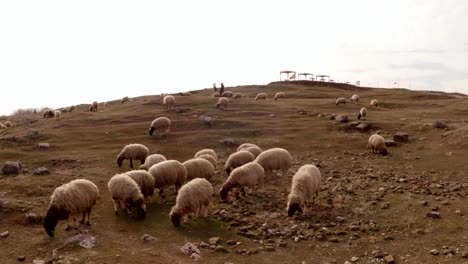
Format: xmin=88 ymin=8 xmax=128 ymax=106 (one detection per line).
xmin=1 ymin=82 xmax=468 ymax=264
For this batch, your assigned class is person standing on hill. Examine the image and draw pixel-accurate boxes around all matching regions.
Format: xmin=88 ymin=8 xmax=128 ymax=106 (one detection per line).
xmin=213 ymin=83 xmax=217 ymax=92
xmin=220 ymin=83 xmax=225 ymax=96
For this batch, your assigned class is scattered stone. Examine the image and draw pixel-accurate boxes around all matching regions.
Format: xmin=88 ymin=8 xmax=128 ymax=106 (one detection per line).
xmin=380 ymin=202 xmax=390 ymax=209
xmin=384 ymin=255 xmax=395 ymax=263
xmin=433 ymin=120 xmax=448 ymax=129
xmin=265 ymin=246 xmax=275 ymax=252
xmin=426 ymin=211 xmax=440 ymax=218
xmin=441 ymin=200 xmax=450 ymax=205
xmin=32 ymin=259 xmax=45 ymax=264
xmin=37 ymin=143 xmax=51 ymax=149
xmin=441 ymin=247 xmax=455 ymax=255
xmin=455 ymin=210 xmax=463 ymax=216
xmin=335 ymin=216 xmax=346 ymax=223
xmin=199 ymin=242 xmax=209 ymax=248
xmin=356 ymin=123 xmax=371 ymax=132
xmin=461 ymin=251 xmax=468 ymax=258
xmin=79 ymin=236 xmax=97 ymax=249
xmin=335 ymin=115 xmax=348 ymax=123
xmin=350 ymin=256 xmax=359 ymax=262
xmin=190 ymin=252 xmax=201 ymax=261
xmin=199 ymin=115 xmax=213 ymax=126
xmin=32 ymin=167 xmax=50 ymax=176
xmin=25 ymin=213 xmax=42 ymax=224
xmin=385 ymin=140 xmax=398 ymax=147
xmin=209 ymin=237 xmax=221 ymax=245
xmin=372 ymin=250 xmax=385 ymax=258
xmin=215 ymin=246 xmax=229 ymax=253
xmin=2 ymin=161 xmax=22 ymax=175
xmin=220 ymin=138 xmax=239 ymax=148
xmin=27 ymin=129 xmax=40 ymax=140
xmin=0 ymin=231 xmax=9 ymax=238
xmin=180 ymin=242 xmax=200 ymax=256
xmin=419 ymin=201 xmax=428 ymax=206
xmin=141 ymin=234 xmax=156 ymax=242
xmin=18 ymin=256 xmax=26 ymax=262
xmin=383 ymin=235 xmax=394 ymax=241
xmin=394 ymin=132 xmax=409 ymax=143
xmin=344 ymin=261 xmax=352 ymax=264
xmin=429 ymin=249 xmax=439 ymax=255
xmin=226 ymin=240 xmax=237 ymax=246
xmin=412 ymin=229 xmax=425 ymax=235
xmin=277 ymin=241 xmax=287 ymax=248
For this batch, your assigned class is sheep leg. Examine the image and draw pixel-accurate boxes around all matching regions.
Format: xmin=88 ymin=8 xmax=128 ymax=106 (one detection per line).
xmin=86 ymin=208 xmax=92 ymax=225
xmin=140 ymin=159 xmax=145 ymax=167
xmin=80 ymin=211 xmax=86 ymax=224
xmin=113 ymin=200 xmax=119 ymax=215
xmin=240 ymin=187 xmax=247 ymax=197
xmin=129 ymin=159 xmax=134 ymax=169
xmin=159 ymin=188 xmax=166 ymax=199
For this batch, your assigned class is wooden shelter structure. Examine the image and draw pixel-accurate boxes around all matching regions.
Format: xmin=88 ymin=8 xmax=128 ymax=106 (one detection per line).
xmin=298 ymin=73 xmax=314 ymax=80
xmin=316 ymin=75 xmax=330 ymax=82
xmin=280 ymin=71 xmax=296 ymax=81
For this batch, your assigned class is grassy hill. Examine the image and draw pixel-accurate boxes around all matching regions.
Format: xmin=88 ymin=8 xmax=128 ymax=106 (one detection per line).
xmin=1 ymin=82 xmax=468 ymax=263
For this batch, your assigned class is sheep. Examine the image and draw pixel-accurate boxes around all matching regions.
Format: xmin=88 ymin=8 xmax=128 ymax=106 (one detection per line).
xmin=254 ymin=148 xmax=292 ymax=176
xmin=358 ymin=107 xmax=367 ymax=120
xmin=5 ymin=121 xmax=12 ymax=127
xmin=117 ymin=143 xmax=149 ymax=169
xmin=224 ymin=150 xmax=255 ymax=176
xmin=183 ymin=158 xmax=215 ymax=181
xmin=148 ymin=117 xmax=171 ymax=136
xmin=335 ymin=97 xmax=346 ymax=106
xmin=212 ymin=92 xmax=221 ymax=97
xmin=216 ymin=97 xmax=229 ymax=110
xmin=0 ymin=123 xmax=4 ymax=129
xmin=108 ymin=173 xmax=146 ymax=218
xmin=54 ymin=110 xmax=61 ymax=120
xmin=121 ymin=96 xmax=130 ymax=103
xmin=274 ymin=92 xmax=286 ymax=101
xmin=43 ymin=110 xmax=54 ymax=118
xmin=287 ymin=164 xmax=321 ymax=217
xmin=237 ymin=143 xmax=259 ymax=151
xmin=148 ymin=160 xmax=187 ymax=197
xmin=220 ymin=162 xmax=264 ymax=201
xmin=169 ymin=178 xmax=213 ymax=227
xmin=68 ymin=105 xmax=76 ymax=112
xmin=194 ymin=149 xmax=218 ymax=160
xmin=350 ymin=94 xmax=360 ymax=103
xmin=241 ymin=146 xmax=263 ymax=158
xmin=89 ymin=101 xmax=98 ymax=112
xmin=221 ymin=91 xmax=233 ymax=97
xmin=163 ymin=95 xmax=176 ymax=109
xmin=196 ymin=154 xmax=217 ymax=169
xmin=126 ymin=170 xmax=155 ymax=202
xmin=370 ymin=99 xmax=379 ymax=107
xmin=368 ymin=134 xmax=387 ymax=155
xmin=255 ymin=93 xmax=267 ymax=101
xmin=140 ymin=154 xmax=167 ymax=170
xmin=43 ymin=179 xmax=99 ymax=237
xmin=233 ymin=92 xmax=242 ymax=98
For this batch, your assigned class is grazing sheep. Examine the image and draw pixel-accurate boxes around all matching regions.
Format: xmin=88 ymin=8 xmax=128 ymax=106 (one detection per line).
xmin=255 ymin=93 xmax=267 ymax=101
xmin=148 ymin=117 xmax=171 ymax=136
xmin=89 ymin=101 xmax=98 ymax=112
xmin=212 ymin=92 xmax=221 ymax=97
xmin=233 ymin=92 xmax=242 ymax=98
xmin=43 ymin=110 xmax=54 ymax=118
xmin=5 ymin=121 xmax=12 ymax=127
xmin=117 ymin=143 xmax=149 ymax=169
xmin=169 ymin=178 xmax=213 ymax=227
xmin=220 ymin=162 xmax=264 ymax=201
xmin=254 ymin=148 xmax=292 ymax=176
xmin=68 ymin=105 xmax=76 ymax=112
xmin=237 ymin=143 xmax=259 ymax=151
xmin=358 ymin=107 xmax=367 ymax=120
xmin=183 ymin=158 xmax=215 ymax=181
xmin=196 ymin=154 xmax=217 ymax=169
xmin=274 ymin=92 xmax=286 ymax=101
xmin=370 ymin=99 xmax=379 ymax=107
xmin=335 ymin=97 xmax=346 ymax=106
xmin=43 ymin=179 xmax=99 ymax=237
xmin=216 ymin=97 xmax=229 ymax=110
xmin=194 ymin=149 xmax=218 ymax=161
xmin=222 ymin=91 xmax=233 ymax=97
xmin=121 ymin=96 xmax=130 ymax=104
xmin=126 ymin=170 xmax=155 ymax=201
xmin=148 ymin=160 xmax=187 ymax=197
xmin=287 ymin=164 xmax=321 ymax=217
xmin=241 ymin=146 xmax=263 ymax=158
xmin=0 ymin=123 xmax=4 ymax=129
xmin=140 ymin=154 xmax=167 ymax=170
xmin=163 ymin=95 xmax=176 ymax=109
xmin=368 ymin=134 xmax=388 ymax=155
xmin=54 ymin=110 xmax=61 ymax=120
xmin=108 ymin=173 xmax=146 ymax=218
xmin=224 ymin=150 xmax=255 ymax=176
xmin=350 ymin=94 xmax=360 ymax=103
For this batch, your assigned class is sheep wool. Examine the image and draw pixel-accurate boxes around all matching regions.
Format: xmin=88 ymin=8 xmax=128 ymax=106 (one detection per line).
xmin=183 ymin=158 xmax=215 ymax=181
xmin=254 ymin=148 xmax=292 ymax=176
xmin=335 ymin=97 xmax=346 ymax=106
xmin=368 ymin=134 xmax=387 ymax=155
xmin=255 ymin=93 xmax=267 ymax=101
xmin=108 ymin=173 xmax=146 ymax=218
xmin=241 ymin=146 xmax=263 ymax=158
xmin=358 ymin=107 xmax=367 ymax=120
xmin=274 ymin=92 xmax=286 ymax=101
xmin=224 ymin=150 xmax=256 ymax=175
xmin=117 ymin=143 xmax=149 ymax=169
xmin=148 ymin=160 xmax=187 ymax=196
xmin=126 ymin=170 xmax=155 ymax=201
xmin=43 ymin=179 xmax=99 ymax=237
xmin=163 ymin=95 xmax=176 ymax=109
xmin=221 ymin=91 xmax=233 ymax=97
xmin=170 ymin=178 xmax=213 ymax=227
xmin=370 ymin=99 xmax=379 ymax=107
xmin=121 ymin=96 xmax=130 ymax=103
xmin=89 ymin=101 xmax=98 ymax=112
xmin=216 ymin=97 xmax=229 ymax=110
xmin=196 ymin=154 xmax=217 ymax=169
xmin=194 ymin=149 xmax=218 ymax=161
xmin=350 ymin=94 xmax=360 ymax=102
xmin=287 ymin=164 xmax=321 ymax=217
xmin=5 ymin=121 xmax=12 ymax=127
xmin=220 ymin=162 xmax=265 ymax=200
xmin=54 ymin=110 xmax=61 ymax=120
xmin=237 ymin=143 xmax=259 ymax=152
xmin=212 ymin=92 xmax=221 ymax=97
xmin=233 ymin=92 xmax=242 ymax=98
xmin=149 ymin=117 xmax=171 ymax=136
xmin=140 ymin=154 xmax=167 ymax=170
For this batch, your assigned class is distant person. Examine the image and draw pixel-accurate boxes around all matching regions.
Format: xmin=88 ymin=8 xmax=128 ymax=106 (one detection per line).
xmin=220 ymin=83 xmax=225 ymax=96
xmin=213 ymin=83 xmax=217 ymax=92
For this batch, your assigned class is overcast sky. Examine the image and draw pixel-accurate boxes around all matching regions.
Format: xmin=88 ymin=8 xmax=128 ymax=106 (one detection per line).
xmin=1 ymin=0 xmax=467 ymax=115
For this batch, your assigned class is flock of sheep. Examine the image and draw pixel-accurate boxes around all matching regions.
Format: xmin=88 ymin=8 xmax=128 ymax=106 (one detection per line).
xmin=39 ymin=90 xmax=387 ymax=238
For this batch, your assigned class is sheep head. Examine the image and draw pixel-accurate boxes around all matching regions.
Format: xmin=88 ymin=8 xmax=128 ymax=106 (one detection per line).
xmin=381 ymin=148 xmax=388 ymax=156
xmin=134 ymin=198 xmax=147 ymax=219
xmin=43 ymin=205 xmax=70 ymax=237
xmin=117 ymin=156 xmax=124 ymax=167
xmin=287 ymin=202 xmax=303 ymax=217
xmin=148 ymin=127 xmax=155 ymax=136
xmin=219 ymin=182 xmax=234 ymax=201
xmin=170 ymin=212 xmax=182 ymax=227
xmin=357 ymin=113 xmax=362 ymax=120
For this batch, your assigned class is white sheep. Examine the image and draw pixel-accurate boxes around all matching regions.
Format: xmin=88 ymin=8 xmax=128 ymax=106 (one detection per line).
xmin=117 ymin=143 xmax=149 ymax=169
xmin=287 ymin=164 xmax=321 ymax=217
xmin=335 ymin=97 xmax=346 ymax=106
xmin=43 ymin=179 xmax=99 ymax=237
xmin=358 ymin=107 xmax=367 ymax=120
xmin=183 ymin=158 xmax=215 ymax=181
xmin=368 ymin=134 xmax=387 ymax=155
xmin=148 ymin=160 xmax=187 ymax=198
xmin=126 ymin=170 xmax=155 ymax=202
xmin=121 ymin=96 xmax=130 ymax=104
xmin=233 ymin=92 xmax=242 ymax=98
xmin=54 ymin=110 xmax=61 ymax=120
xmin=224 ymin=150 xmax=255 ymax=175
xmin=5 ymin=121 xmax=12 ymax=127
xmin=350 ymin=94 xmax=360 ymax=103
xmin=254 ymin=148 xmax=292 ymax=176
xmin=89 ymin=101 xmax=98 ymax=112
xmin=274 ymin=92 xmax=286 ymax=101
xmin=237 ymin=143 xmax=259 ymax=151
xmin=163 ymin=95 xmax=176 ymax=109
xmin=216 ymin=97 xmax=229 ymax=110
xmin=255 ymin=93 xmax=267 ymax=101
xmin=148 ymin=117 xmax=171 ymax=136
xmin=212 ymin=92 xmax=221 ymax=97
xmin=0 ymin=123 xmax=4 ymax=129
xmin=140 ymin=154 xmax=167 ymax=170
xmin=241 ymin=146 xmax=263 ymax=158
xmin=220 ymin=162 xmax=264 ymax=201
xmin=196 ymin=154 xmax=217 ymax=169
xmin=169 ymin=178 xmax=213 ymax=227
xmin=222 ymin=91 xmax=233 ymax=97
xmin=194 ymin=149 xmax=218 ymax=161
xmin=370 ymin=99 xmax=379 ymax=107
xmin=108 ymin=173 xmax=146 ymax=218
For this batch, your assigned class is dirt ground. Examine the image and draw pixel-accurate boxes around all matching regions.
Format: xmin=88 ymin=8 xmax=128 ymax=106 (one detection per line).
xmin=1 ymin=82 xmax=467 ymax=264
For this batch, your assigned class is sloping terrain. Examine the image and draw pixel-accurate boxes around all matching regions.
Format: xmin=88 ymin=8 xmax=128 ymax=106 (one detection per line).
xmin=1 ymin=82 xmax=468 ymax=264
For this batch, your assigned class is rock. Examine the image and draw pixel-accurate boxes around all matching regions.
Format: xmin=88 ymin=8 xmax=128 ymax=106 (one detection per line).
xmin=384 ymin=255 xmax=395 ymax=263
xmin=141 ymin=234 xmax=156 ymax=242
xmin=18 ymin=256 xmax=26 ymax=262
xmin=264 ymin=246 xmax=275 ymax=252
xmin=25 ymin=213 xmax=42 ymax=224
xmin=32 ymin=259 xmax=45 ymax=264
xmin=433 ymin=120 xmax=448 ymax=129
xmin=455 ymin=210 xmax=463 ymax=216
xmin=0 ymin=231 xmax=9 ymax=238
xmin=372 ymin=250 xmax=385 ymax=258
xmin=394 ymin=132 xmax=409 ymax=143
xmin=344 ymin=262 xmax=352 ymax=264
xmin=220 ymin=138 xmax=239 ymax=148
xmin=429 ymin=249 xmax=439 ymax=255
xmin=226 ymin=240 xmax=237 ymax=246
xmin=79 ymin=236 xmax=97 ymax=249
xmin=199 ymin=242 xmax=209 ymax=248
xmin=381 ymin=202 xmax=390 ymax=209
xmin=385 ymin=140 xmax=398 ymax=147
xmin=215 ymin=246 xmax=229 ymax=253
xmin=277 ymin=241 xmax=287 ymax=248
xmin=350 ymin=256 xmax=359 ymax=262
xmin=461 ymin=251 xmax=468 ymax=258
xmin=419 ymin=201 xmax=428 ymax=206
xmin=2 ymin=161 xmax=22 ymax=175
xmin=37 ymin=143 xmax=51 ymax=149
xmin=180 ymin=243 xmax=200 ymax=256
xmin=348 ymin=121 xmax=361 ymax=127
xmin=335 ymin=115 xmax=348 ymax=123
xmin=190 ymin=252 xmax=201 ymax=261
xmin=209 ymin=237 xmax=221 ymax=245
xmin=426 ymin=211 xmax=440 ymax=218
xmin=27 ymin=129 xmax=40 ymax=140
xmin=335 ymin=216 xmax=346 ymax=223
xmin=199 ymin=115 xmax=213 ymax=126
xmin=412 ymin=229 xmax=425 ymax=235
xmin=356 ymin=123 xmax=371 ymax=132
xmin=32 ymin=167 xmax=50 ymax=176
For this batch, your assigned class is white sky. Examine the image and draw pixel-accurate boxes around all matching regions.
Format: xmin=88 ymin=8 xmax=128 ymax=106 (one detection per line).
xmin=1 ymin=0 xmax=467 ymax=115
